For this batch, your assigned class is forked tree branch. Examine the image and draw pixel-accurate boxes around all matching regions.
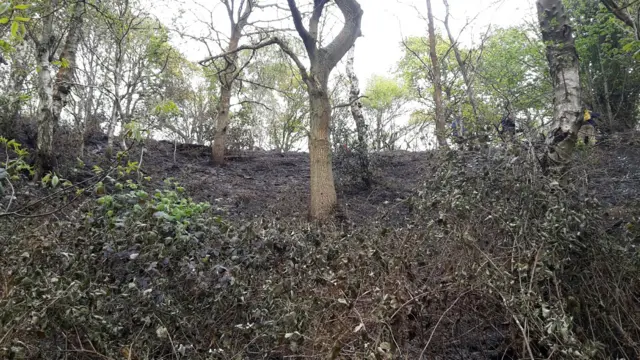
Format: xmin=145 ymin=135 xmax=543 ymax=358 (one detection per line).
xmin=199 ymin=37 xmax=310 ymax=82
xmin=322 ymin=0 xmax=363 ymax=71
xmin=287 ymin=0 xmax=316 ymax=56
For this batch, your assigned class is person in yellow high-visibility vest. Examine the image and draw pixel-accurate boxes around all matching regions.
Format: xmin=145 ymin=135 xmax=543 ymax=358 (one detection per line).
xmin=581 ymin=106 xmax=600 ymax=145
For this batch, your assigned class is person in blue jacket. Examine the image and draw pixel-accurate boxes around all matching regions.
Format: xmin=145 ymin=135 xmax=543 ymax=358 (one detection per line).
xmin=451 ymin=117 xmax=465 ymax=141
xmin=582 ymin=105 xmax=601 ymax=145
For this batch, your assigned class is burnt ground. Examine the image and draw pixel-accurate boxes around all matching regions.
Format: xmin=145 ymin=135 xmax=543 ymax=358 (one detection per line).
xmin=9 ymin=129 xmax=640 ymax=226
xmin=105 ymin=133 xmax=640 ymax=226
xmin=111 ymin=140 xmax=437 ymax=226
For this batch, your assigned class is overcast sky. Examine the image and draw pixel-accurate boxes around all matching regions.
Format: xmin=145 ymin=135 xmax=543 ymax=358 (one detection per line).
xmin=148 ymin=0 xmax=537 ymax=149
xmin=154 ymin=0 xmax=536 ymax=88
xmin=353 ymin=0 xmax=535 ymax=84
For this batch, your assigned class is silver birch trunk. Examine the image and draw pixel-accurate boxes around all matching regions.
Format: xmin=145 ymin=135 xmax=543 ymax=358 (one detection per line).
xmin=346 ymin=45 xmax=372 ymax=187
xmin=536 ymin=0 xmax=582 ymax=169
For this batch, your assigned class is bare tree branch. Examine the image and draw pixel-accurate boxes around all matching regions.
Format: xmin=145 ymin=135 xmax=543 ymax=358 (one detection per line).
xmin=287 ymin=0 xmax=316 ymax=56
xmin=199 ymin=37 xmax=310 ymax=82
xmin=322 ymin=0 xmax=364 ymax=71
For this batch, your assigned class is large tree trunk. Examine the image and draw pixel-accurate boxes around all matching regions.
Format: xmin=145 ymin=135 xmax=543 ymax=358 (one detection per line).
xmin=52 ymin=0 xmax=83 ymax=123
xmin=211 ymin=68 xmax=234 ymax=165
xmin=443 ymin=0 xmax=479 ymax=124
xmin=198 ymin=0 xmax=361 ymax=220
xmin=34 ymin=0 xmax=58 ymax=179
xmin=426 ymin=0 xmax=447 ymax=148
xmin=536 ymin=0 xmax=582 ymax=169
xmin=34 ymin=0 xmax=84 ymax=178
xmin=35 ymin=59 xmax=55 ymax=178
xmin=346 ymin=45 xmax=372 ymax=187
xmin=308 ymin=83 xmax=338 ymax=219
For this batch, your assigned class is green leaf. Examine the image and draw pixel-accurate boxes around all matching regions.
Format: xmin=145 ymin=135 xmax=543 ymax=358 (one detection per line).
xmin=41 ymin=173 xmax=51 ymax=184
xmin=14 ymin=16 xmax=29 ymax=22
xmin=10 ymin=21 xmax=18 ymax=38
xmin=13 ymin=4 xmax=30 ymax=10
xmin=0 ymin=17 xmax=9 ymax=24
xmin=51 ymin=174 xmax=60 ymax=188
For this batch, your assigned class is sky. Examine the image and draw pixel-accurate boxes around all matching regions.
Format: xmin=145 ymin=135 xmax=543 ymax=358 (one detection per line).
xmin=353 ymin=0 xmax=535 ymax=85
xmin=154 ymin=0 xmax=536 ymax=89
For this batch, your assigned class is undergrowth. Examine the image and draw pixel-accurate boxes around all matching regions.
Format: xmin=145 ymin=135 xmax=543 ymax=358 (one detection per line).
xmin=0 ymin=142 xmax=638 ymax=359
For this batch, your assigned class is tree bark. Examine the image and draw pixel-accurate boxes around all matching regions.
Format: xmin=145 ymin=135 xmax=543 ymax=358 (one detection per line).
xmin=308 ymin=84 xmax=338 ymax=219
xmin=34 ymin=0 xmax=58 ymax=179
xmin=375 ymin=111 xmax=383 ymax=150
xmin=290 ymin=0 xmax=363 ymax=220
xmin=210 ymin=1 xmax=254 ymax=165
xmin=34 ymin=0 xmax=84 ymax=177
xmin=426 ymin=0 xmax=447 ymax=148
xmin=443 ymin=0 xmax=479 ymax=124
xmin=597 ymin=46 xmax=614 ymax=129
xmin=52 ymin=0 xmax=84 ymax=124
xmin=536 ymin=0 xmax=582 ymax=169
xmin=211 ymin=35 xmax=240 ymax=165
xmin=346 ymin=45 xmax=372 ymax=187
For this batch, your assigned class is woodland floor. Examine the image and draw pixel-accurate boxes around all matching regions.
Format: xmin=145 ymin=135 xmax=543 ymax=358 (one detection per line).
xmin=96 ymin=134 xmax=640 ymax=225
xmin=2 ymin=131 xmax=640 ymax=359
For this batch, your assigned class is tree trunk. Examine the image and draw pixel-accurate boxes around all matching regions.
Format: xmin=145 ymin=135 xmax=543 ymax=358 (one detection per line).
xmin=597 ymin=46 xmax=614 ymax=129
xmin=80 ymin=75 xmax=95 ymax=156
xmin=443 ymin=0 xmax=479 ymax=123
xmin=34 ymin=0 xmax=57 ymax=179
xmin=376 ymin=112 xmax=383 ymax=151
xmin=308 ymin=84 xmax=338 ymax=220
xmin=536 ymin=0 xmax=582 ymax=169
xmin=282 ymin=0 xmax=362 ymax=220
xmin=346 ymin=45 xmax=372 ymax=187
xmin=106 ymin=99 xmax=119 ymax=158
xmin=426 ymin=0 xmax=447 ymax=148
xmin=211 ymin=3 xmax=252 ymax=165
xmin=34 ymin=0 xmax=83 ymax=177
xmin=52 ymin=0 xmax=83 ymax=123
xmin=212 ymin=77 xmax=234 ymax=165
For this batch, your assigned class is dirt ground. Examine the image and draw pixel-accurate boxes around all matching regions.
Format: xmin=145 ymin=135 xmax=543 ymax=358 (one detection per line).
xmin=108 ymin=140 xmax=437 ymax=226
xmin=109 ymin=134 xmax=640 ymax=226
